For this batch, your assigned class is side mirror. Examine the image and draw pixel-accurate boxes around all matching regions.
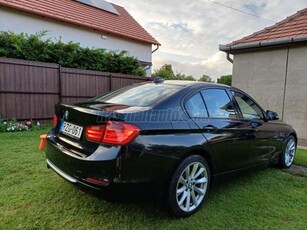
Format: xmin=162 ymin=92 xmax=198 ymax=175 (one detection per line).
xmin=266 ymin=110 xmax=279 ymax=120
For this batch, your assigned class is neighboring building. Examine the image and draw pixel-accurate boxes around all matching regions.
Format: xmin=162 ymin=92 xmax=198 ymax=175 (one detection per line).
xmin=0 ymin=0 xmax=160 ymax=76
xmin=219 ymin=8 xmax=307 ymax=146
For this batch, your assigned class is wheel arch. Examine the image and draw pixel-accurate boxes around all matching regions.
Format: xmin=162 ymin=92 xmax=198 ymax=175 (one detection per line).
xmin=162 ymin=147 xmax=216 ymax=198
xmin=289 ymin=132 xmax=298 ymax=147
xmin=181 ymin=148 xmax=216 ymax=177
xmin=165 ymin=148 xmax=214 ymax=217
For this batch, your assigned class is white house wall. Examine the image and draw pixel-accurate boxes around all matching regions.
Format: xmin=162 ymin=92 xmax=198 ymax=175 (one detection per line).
xmin=0 ymin=7 xmax=152 ymax=76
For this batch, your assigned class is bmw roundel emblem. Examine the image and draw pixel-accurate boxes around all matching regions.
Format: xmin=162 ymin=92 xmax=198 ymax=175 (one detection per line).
xmin=64 ymin=110 xmax=69 ymax=120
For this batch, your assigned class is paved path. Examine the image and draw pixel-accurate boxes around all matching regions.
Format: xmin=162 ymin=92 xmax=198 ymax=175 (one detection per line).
xmin=286 ymin=164 xmax=307 ymax=177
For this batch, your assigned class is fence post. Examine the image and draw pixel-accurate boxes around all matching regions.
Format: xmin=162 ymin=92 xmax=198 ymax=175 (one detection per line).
xmin=58 ymin=65 xmax=62 ymax=103
xmin=109 ymin=73 xmax=112 ymax=91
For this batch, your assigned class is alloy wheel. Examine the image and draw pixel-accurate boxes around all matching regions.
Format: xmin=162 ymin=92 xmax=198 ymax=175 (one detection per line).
xmin=284 ymin=138 xmax=296 ymax=167
xmin=176 ymin=162 xmax=208 ymax=212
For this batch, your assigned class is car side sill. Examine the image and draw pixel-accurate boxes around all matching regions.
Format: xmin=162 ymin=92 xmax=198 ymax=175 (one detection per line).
xmin=214 ymin=159 xmax=279 ymax=177
xmin=46 ymin=159 xmax=77 ymax=183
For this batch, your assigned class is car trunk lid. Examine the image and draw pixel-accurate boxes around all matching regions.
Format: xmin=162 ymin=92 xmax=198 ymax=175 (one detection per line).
xmin=52 ymin=102 xmax=144 ymax=157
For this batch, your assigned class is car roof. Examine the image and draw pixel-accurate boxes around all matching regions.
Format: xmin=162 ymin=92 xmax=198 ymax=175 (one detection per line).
xmin=162 ymin=80 xmax=231 ymax=88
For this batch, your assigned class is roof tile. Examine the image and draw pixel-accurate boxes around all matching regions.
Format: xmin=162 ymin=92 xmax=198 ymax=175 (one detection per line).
xmin=0 ymin=0 xmax=160 ymax=45
xmin=228 ymin=8 xmax=307 ymax=46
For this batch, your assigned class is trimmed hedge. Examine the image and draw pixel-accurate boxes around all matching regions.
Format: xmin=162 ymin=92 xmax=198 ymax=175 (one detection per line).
xmin=0 ymin=31 xmax=145 ymax=76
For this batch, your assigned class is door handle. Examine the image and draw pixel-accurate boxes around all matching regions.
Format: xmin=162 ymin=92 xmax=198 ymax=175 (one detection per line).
xmin=203 ymin=125 xmax=217 ymax=132
xmin=249 ymin=122 xmax=259 ymax=129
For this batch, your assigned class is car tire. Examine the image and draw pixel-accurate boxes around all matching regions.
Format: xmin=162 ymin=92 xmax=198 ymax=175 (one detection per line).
xmin=166 ymin=155 xmax=210 ymax=217
xmin=279 ymin=135 xmax=296 ymax=169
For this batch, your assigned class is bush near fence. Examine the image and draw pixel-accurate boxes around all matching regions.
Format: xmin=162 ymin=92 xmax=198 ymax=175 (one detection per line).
xmin=0 ymin=31 xmax=146 ymax=76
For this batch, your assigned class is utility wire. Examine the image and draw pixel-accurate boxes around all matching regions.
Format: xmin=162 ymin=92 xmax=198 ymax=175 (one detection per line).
xmin=206 ymin=0 xmax=277 ymax=23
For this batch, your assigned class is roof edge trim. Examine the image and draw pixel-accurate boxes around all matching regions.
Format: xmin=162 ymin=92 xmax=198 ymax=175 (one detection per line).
xmin=219 ymin=36 xmax=307 ymax=53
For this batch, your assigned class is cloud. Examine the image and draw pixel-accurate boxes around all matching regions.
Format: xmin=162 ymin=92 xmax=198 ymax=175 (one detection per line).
xmin=109 ymin=0 xmax=306 ymax=78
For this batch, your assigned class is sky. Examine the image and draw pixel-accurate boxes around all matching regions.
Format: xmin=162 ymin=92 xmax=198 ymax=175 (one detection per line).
xmin=108 ymin=0 xmax=306 ymax=80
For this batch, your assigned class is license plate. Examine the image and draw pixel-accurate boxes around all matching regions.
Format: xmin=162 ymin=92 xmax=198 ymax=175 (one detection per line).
xmin=60 ymin=121 xmax=83 ymax=139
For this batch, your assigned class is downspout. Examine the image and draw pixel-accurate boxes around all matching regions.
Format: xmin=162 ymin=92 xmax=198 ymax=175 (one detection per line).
xmin=152 ymin=44 xmax=160 ymax=53
xmin=144 ymin=44 xmax=160 ymax=77
xmin=226 ymin=53 xmax=233 ymax=64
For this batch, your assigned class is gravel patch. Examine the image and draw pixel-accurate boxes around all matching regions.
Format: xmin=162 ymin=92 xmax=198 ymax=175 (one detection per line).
xmin=284 ymin=164 xmax=307 ymax=178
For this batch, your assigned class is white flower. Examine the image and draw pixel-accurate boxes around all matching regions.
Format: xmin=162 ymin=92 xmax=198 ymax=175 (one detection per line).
xmin=4 ymin=122 xmax=7 ymax=125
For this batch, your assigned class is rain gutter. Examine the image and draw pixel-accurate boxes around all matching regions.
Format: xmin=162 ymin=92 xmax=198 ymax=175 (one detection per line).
xmin=219 ymin=36 xmax=307 ymax=53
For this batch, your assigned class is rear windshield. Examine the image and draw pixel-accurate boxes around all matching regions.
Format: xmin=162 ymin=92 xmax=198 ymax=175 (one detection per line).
xmin=94 ymin=83 xmax=182 ymax=106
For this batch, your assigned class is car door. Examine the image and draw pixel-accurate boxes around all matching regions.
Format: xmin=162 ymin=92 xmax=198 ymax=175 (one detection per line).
xmin=185 ymin=88 xmax=253 ymax=174
xmin=230 ymin=90 xmax=282 ymax=165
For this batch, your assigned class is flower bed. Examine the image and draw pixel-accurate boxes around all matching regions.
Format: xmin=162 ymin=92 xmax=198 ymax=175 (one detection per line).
xmin=0 ymin=118 xmax=41 ymax=132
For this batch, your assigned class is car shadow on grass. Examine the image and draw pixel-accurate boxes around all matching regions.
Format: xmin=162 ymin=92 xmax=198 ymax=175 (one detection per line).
xmin=70 ymin=165 xmax=280 ymax=219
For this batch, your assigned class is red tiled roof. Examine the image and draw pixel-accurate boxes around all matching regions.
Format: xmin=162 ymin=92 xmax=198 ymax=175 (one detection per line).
xmin=0 ymin=0 xmax=160 ymax=45
xmin=222 ymin=8 xmax=307 ymax=50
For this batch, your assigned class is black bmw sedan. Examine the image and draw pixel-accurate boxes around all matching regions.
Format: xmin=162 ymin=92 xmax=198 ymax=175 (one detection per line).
xmin=45 ymin=80 xmax=297 ymax=217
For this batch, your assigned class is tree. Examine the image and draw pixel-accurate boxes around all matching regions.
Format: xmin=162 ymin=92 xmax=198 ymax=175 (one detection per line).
xmin=217 ymin=75 xmax=232 ymax=86
xmin=198 ymin=75 xmax=214 ymax=83
xmin=175 ymin=73 xmax=196 ymax=81
xmin=153 ymin=64 xmax=196 ymax=81
xmin=153 ymin=64 xmax=175 ymax=80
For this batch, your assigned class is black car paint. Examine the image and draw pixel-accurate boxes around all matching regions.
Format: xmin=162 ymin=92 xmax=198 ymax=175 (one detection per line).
xmin=45 ymin=81 xmax=296 ymax=195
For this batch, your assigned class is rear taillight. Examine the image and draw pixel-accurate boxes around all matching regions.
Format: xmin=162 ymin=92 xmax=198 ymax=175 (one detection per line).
xmin=85 ymin=121 xmax=141 ymax=145
xmin=103 ymin=121 xmax=141 ymax=145
xmin=53 ymin=115 xmax=58 ymax=126
xmin=85 ymin=125 xmax=104 ymax=142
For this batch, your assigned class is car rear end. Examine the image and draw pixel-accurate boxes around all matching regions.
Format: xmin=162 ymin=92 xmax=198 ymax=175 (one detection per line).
xmin=46 ymin=103 xmax=140 ymax=191
xmin=45 ymin=82 xmax=186 ymax=195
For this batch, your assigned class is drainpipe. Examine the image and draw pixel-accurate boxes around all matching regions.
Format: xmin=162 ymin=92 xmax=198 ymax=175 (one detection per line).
xmin=146 ymin=44 xmax=160 ymax=77
xmin=152 ymin=44 xmax=160 ymax=53
xmin=226 ymin=53 xmax=233 ymax=64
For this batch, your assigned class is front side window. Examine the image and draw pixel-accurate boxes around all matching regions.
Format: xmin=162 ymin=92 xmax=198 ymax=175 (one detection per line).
xmin=201 ymin=89 xmax=236 ymax=119
xmin=232 ymin=91 xmax=263 ymax=120
xmin=185 ymin=92 xmax=208 ymax=118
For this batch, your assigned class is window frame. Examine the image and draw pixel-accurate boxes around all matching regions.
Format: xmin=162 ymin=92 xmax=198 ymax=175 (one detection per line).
xmin=230 ymin=89 xmax=266 ymax=121
xmin=183 ymin=91 xmax=209 ymax=119
xmin=183 ymin=87 xmax=240 ymax=120
xmin=201 ymin=88 xmax=239 ymax=119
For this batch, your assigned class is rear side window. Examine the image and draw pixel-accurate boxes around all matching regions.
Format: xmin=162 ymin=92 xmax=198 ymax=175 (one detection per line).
xmin=201 ymin=89 xmax=237 ymax=119
xmin=94 ymin=83 xmax=182 ymax=107
xmin=185 ymin=93 xmax=208 ymax=118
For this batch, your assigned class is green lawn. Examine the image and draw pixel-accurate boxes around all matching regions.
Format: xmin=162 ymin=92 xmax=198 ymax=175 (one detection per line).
xmin=295 ymin=149 xmax=307 ymax=167
xmin=0 ymin=128 xmax=306 ymax=230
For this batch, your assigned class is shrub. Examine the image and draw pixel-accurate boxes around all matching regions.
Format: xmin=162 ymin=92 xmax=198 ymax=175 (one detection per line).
xmin=0 ymin=31 xmax=146 ymax=76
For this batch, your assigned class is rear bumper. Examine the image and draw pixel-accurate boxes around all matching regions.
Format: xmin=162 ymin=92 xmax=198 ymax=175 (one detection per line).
xmin=45 ymin=130 xmax=181 ymax=196
xmin=47 ymin=159 xmax=77 ymax=183
xmin=45 ymin=132 xmax=167 ymax=195
xmin=46 ymin=158 xmax=107 ymax=191
xmin=45 ymin=132 xmax=121 ymax=191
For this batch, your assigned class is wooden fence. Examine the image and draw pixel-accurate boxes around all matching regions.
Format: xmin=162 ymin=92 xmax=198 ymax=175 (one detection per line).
xmin=0 ymin=58 xmax=150 ymax=120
